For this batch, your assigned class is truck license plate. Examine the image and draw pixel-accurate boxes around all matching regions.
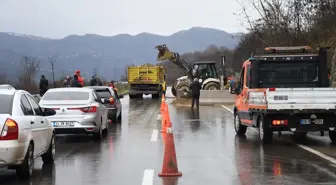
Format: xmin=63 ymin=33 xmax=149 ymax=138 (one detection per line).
xmin=300 ymin=119 xmax=310 ymax=124
xmin=313 ymin=119 xmax=323 ymax=124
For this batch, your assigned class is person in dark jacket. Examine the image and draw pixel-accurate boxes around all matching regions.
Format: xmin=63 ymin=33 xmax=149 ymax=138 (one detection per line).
xmin=39 ymin=75 xmax=49 ymax=96
xmin=90 ymin=75 xmax=103 ymax=86
xmin=189 ymin=78 xmax=202 ymax=109
xmin=71 ymin=74 xmax=83 ymax=87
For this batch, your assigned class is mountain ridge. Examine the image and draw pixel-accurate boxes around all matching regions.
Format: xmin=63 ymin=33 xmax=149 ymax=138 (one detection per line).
xmin=0 ymin=27 xmax=242 ymax=81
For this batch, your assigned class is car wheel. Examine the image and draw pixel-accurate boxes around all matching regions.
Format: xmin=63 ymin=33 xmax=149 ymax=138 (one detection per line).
xmin=329 ymin=131 xmax=336 ymax=143
xmin=259 ymin=116 xmax=273 ymax=144
xmin=117 ymin=110 xmax=122 ymax=122
xmin=42 ymin=134 xmax=55 ymax=164
xmin=16 ymin=143 xmax=34 ymax=180
xmin=93 ymin=128 xmax=103 ymax=141
xmin=234 ymin=113 xmax=247 ymax=135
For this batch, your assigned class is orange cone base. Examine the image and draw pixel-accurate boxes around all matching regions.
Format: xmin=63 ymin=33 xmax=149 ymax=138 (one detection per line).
xmin=158 ymin=172 xmax=182 ymax=177
xmin=160 ymin=130 xmax=166 ymax=133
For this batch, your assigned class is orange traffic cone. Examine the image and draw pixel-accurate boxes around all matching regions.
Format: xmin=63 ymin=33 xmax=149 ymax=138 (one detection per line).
xmin=165 ymin=104 xmax=172 ymax=128
xmin=160 ymin=94 xmax=166 ymax=112
xmin=160 ymin=113 xmax=167 ymax=133
xmin=158 ymin=128 xmax=182 ymax=177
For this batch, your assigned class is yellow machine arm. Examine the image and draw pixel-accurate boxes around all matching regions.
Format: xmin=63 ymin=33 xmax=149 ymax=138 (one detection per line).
xmin=154 ymin=44 xmax=192 ymax=75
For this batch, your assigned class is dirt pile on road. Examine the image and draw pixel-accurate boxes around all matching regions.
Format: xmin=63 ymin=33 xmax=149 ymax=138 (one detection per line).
xmin=171 ymin=98 xmax=191 ymax=107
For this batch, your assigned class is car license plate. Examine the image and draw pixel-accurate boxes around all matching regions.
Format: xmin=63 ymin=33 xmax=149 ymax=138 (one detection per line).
xmin=53 ymin=121 xmax=75 ymax=127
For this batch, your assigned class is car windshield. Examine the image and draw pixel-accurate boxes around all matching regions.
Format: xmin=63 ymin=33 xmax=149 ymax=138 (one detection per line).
xmin=259 ymin=60 xmax=319 ymax=88
xmin=0 ymin=94 xmax=13 ymax=114
xmin=95 ymin=89 xmax=114 ymax=98
xmin=42 ymin=91 xmax=90 ymax=100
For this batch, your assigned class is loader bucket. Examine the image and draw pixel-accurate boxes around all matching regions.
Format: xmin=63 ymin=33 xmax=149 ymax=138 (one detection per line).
xmin=155 ymin=44 xmax=175 ymax=61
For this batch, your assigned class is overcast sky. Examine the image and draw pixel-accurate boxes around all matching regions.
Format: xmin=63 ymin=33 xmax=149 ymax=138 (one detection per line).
xmin=0 ymin=0 xmax=250 ymax=39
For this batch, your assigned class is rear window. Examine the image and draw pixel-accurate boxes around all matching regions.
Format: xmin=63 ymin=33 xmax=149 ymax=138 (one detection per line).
xmin=95 ymin=89 xmax=114 ymax=99
xmin=259 ymin=60 xmax=319 ymax=88
xmin=42 ymin=91 xmax=90 ymax=100
xmin=0 ymin=94 xmax=13 ymax=114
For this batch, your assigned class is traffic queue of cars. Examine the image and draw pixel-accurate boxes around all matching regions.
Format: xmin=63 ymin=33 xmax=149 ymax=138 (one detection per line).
xmin=0 ymin=85 xmax=123 ymax=180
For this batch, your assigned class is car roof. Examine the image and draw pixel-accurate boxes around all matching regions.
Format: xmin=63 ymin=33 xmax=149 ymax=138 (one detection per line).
xmin=0 ymin=85 xmax=28 ymax=95
xmin=46 ymin=87 xmax=93 ymax=93
xmin=84 ymin=86 xmax=111 ymax=90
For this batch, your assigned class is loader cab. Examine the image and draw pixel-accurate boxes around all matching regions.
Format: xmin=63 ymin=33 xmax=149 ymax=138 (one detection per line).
xmin=192 ymin=61 xmax=218 ymax=82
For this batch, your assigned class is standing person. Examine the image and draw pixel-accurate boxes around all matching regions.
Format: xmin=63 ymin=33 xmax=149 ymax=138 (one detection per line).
xmin=63 ymin=76 xmax=71 ymax=87
xmin=71 ymin=74 xmax=83 ymax=87
xmin=90 ymin=75 xmax=97 ymax=86
xmin=189 ymin=78 xmax=202 ymax=109
xmin=109 ymin=80 xmax=115 ymax=88
xmin=75 ymin=70 xmax=84 ymax=87
xmin=39 ymin=75 xmax=49 ymax=96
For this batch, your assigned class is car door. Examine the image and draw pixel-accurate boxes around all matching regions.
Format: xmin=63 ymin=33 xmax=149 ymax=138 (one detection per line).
xmin=92 ymin=91 xmax=106 ymax=128
xmin=110 ymin=88 xmax=121 ymax=116
xmin=26 ymin=94 xmax=51 ymax=152
xmin=20 ymin=94 xmax=43 ymax=156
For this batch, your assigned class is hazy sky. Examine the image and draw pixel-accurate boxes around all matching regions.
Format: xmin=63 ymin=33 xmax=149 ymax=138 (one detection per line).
xmin=0 ymin=0 xmax=249 ymax=38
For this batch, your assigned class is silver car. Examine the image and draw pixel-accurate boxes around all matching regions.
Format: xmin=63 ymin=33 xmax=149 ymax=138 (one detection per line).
xmin=39 ymin=88 xmax=109 ymax=140
xmin=84 ymin=86 xmax=123 ymax=122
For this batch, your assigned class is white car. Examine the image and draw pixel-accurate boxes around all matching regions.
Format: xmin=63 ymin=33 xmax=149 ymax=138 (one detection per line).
xmin=39 ymin=88 xmax=109 ymax=140
xmin=0 ymin=85 xmax=56 ymax=180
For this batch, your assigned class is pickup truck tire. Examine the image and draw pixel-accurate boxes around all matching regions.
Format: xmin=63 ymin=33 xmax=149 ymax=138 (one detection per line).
xmin=258 ymin=116 xmax=273 ymax=144
xmin=234 ymin=113 xmax=247 ymax=135
xmin=129 ymin=95 xmax=136 ymax=99
xmin=329 ymin=131 xmax=336 ymax=143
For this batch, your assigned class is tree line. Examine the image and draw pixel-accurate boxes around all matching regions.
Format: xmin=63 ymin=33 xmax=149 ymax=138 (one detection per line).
xmin=162 ymin=0 xmax=336 ymax=84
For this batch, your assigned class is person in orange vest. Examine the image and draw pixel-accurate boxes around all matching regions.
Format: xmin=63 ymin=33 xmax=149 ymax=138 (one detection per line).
xmin=75 ymin=70 xmax=84 ymax=86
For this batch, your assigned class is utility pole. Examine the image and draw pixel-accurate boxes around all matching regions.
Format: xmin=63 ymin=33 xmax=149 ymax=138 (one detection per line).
xmin=113 ymin=64 xmax=116 ymax=81
xmin=220 ymin=56 xmax=226 ymax=89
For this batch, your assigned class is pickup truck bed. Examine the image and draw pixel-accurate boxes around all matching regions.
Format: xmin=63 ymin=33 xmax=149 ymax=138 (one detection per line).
xmin=248 ymin=88 xmax=336 ymax=132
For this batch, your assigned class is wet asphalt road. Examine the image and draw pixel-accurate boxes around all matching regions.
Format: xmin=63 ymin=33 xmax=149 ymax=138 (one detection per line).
xmin=2 ymin=90 xmax=336 ymax=184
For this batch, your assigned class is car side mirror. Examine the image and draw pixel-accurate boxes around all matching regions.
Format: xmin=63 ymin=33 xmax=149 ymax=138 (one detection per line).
xmin=44 ymin=108 xmax=56 ymax=116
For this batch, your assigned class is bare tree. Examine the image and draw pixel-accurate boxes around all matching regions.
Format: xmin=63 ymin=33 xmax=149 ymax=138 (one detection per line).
xmin=0 ymin=73 xmax=8 ymax=84
xmin=47 ymin=53 xmax=59 ymax=87
xmin=17 ymin=56 xmax=40 ymax=93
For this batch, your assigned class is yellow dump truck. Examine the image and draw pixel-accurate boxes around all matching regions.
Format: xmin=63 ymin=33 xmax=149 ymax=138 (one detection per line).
xmin=127 ymin=64 xmax=167 ymax=99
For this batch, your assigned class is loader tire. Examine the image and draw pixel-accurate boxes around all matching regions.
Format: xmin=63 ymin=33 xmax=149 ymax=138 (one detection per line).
xmin=203 ymin=82 xmax=220 ymax=90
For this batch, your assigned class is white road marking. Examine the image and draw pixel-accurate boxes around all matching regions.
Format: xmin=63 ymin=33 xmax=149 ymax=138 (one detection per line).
xmin=141 ymin=169 xmax=154 ymax=185
xmin=221 ymin=105 xmax=233 ymax=114
xmin=221 ymin=104 xmax=336 ymax=164
xmin=297 ymin=144 xmax=336 ymax=164
xmin=150 ymin=130 xmax=158 ymax=141
xmin=156 ymin=114 xmax=162 ymax=120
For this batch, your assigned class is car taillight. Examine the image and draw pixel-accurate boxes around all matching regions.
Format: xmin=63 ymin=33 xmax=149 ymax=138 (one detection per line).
xmin=68 ymin=106 xmax=97 ymax=113
xmin=0 ymin=118 xmax=19 ymax=140
xmin=109 ymin=97 xmax=115 ymax=105
xmin=269 ymin=88 xmax=276 ymax=91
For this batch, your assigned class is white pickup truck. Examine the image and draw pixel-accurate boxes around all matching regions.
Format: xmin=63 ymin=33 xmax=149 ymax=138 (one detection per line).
xmin=232 ymin=46 xmax=335 ymax=144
